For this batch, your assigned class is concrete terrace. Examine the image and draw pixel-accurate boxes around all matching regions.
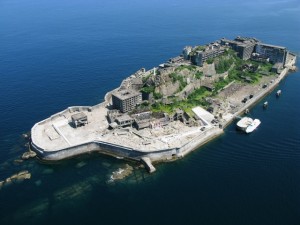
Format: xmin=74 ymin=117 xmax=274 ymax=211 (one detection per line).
xmin=32 ymin=104 xmax=109 ymax=151
xmin=32 ymin=103 xmax=215 ymax=153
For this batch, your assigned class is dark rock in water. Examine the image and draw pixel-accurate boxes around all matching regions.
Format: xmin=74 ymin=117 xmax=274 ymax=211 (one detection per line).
xmin=10 ymin=170 xmax=31 ymax=181
xmin=0 ymin=170 xmax=31 ymax=190
xmin=101 ymin=162 xmax=111 ymax=168
xmin=109 ymin=164 xmax=134 ymax=181
xmin=76 ymin=161 xmax=87 ymax=168
xmin=42 ymin=168 xmax=54 ymax=174
xmin=0 ymin=181 xmax=4 ymax=189
xmin=13 ymin=159 xmax=24 ymax=165
xmin=22 ymin=133 xmax=30 ymax=140
xmin=35 ymin=180 xmax=42 ymax=186
xmin=22 ymin=150 xmax=37 ymax=160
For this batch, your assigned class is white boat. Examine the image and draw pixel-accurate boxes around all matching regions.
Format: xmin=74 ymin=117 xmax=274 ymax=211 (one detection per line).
xmin=245 ymin=119 xmax=261 ymax=133
xmin=276 ymin=90 xmax=282 ymax=97
xmin=236 ymin=117 xmax=261 ymax=133
xmin=236 ymin=117 xmax=253 ymax=131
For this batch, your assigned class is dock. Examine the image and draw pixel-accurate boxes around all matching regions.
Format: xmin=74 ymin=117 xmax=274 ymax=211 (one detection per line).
xmin=141 ymin=157 xmax=156 ymax=173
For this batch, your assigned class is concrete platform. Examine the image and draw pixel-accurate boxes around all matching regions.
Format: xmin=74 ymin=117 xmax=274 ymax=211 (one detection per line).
xmin=31 ymin=102 xmax=223 ymax=164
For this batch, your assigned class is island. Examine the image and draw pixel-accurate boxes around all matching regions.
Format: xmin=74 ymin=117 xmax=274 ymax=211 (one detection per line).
xmin=30 ymin=36 xmax=297 ymax=173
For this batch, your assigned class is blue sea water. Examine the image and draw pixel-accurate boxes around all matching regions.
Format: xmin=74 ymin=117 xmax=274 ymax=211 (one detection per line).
xmin=0 ymin=0 xmax=300 ymax=224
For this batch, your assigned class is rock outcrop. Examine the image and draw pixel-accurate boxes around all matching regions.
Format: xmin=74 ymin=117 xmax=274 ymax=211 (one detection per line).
xmin=22 ymin=150 xmax=37 ymax=160
xmin=0 ymin=170 xmax=31 ymax=190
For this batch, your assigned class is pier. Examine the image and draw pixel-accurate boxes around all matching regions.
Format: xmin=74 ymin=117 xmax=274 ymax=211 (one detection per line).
xmin=141 ymin=157 xmax=156 ymax=173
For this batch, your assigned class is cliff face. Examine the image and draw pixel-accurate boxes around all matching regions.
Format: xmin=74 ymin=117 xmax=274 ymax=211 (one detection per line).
xmin=143 ymin=65 xmax=204 ymax=99
xmin=156 ymin=81 xmax=180 ymax=96
xmin=203 ymin=62 xmax=216 ymax=77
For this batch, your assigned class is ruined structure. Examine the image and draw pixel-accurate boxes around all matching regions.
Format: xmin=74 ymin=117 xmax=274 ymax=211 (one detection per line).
xmin=30 ymin=36 xmax=297 ymax=172
xmin=111 ymin=89 xmax=142 ymax=113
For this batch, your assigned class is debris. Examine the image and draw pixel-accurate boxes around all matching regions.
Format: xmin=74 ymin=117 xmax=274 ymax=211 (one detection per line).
xmin=13 ymin=159 xmax=24 ymax=164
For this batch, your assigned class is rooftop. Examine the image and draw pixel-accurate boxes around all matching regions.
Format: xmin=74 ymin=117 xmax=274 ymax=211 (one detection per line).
xmin=256 ymin=43 xmax=286 ymax=50
xmin=116 ymin=114 xmax=134 ymax=123
xmin=112 ymin=89 xmax=141 ymax=100
xmin=71 ymin=112 xmax=87 ymax=121
xmin=192 ymin=106 xmax=214 ymax=125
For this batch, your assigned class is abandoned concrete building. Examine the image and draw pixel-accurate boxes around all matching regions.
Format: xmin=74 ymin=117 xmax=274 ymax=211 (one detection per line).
xmin=71 ymin=112 xmax=88 ymax=128
xmin=191 ymin=44 xmax=225 ymax=66
xmin=112 ymin=89 xmax=142 ymax=113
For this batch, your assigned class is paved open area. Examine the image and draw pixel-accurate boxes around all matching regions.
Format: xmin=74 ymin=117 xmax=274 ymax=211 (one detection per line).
xmin=32 ymin=104 xmax=215 ymax=152
xmin=32 ymin=104 xmax=109 ymax=151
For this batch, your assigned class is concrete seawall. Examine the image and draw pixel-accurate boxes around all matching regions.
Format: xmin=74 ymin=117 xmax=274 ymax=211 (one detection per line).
xmin=31 ymin=126 xmax=223 ymax=166
xmin=30 ymin=55 xmax=297 ymax=172
xmin=223 ymin=65 xmax=293 ymax=128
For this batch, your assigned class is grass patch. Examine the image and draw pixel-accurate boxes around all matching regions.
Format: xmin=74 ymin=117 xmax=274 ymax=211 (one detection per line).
xmin=194 ymin=46 xmax=206 ymax=51
xmin=169 ymin=73 xmax=187 ymax=90
xmin=206 ymin=58 xmax=214 ymax=64
xmin=215 ymin=57 xmax=234 ymax=74
xmin=141 ymin=86 xmax=155 ymax=93
xmin=151 ymin=87 xmax=211 ymax=114
xmin=175 ymin=65 xmax=197 ymax=72
xmin=142 ymin=74 xmax=151 ymax=83
xmin=153 ymin=92 xmax=163 ymax=100
xmin=195 ymin=71 xmax=203 ymax=79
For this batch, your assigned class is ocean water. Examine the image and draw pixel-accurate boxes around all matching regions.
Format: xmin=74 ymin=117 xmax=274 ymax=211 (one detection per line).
xmin=0 ymin=0 xmax=300 ymax=224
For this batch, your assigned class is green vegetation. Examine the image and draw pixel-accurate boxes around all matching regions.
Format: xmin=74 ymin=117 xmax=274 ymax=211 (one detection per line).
xmin=141 ymin=86 xmax=155 ymax=93
xmin=175 ymin=65 xmax=197 ymax=72
xmin=187 ymin=87 xmax=210 ymax=102
xmin=213 ymin=78 xmax=231 ymax=94
xmin=226 ymin=57 xmax=274 ymax=84
xmin=169 ymin=73 xmax=187 ymax=91
xmin=194 ymin=46 xmax=206 ymax=51
xmin=252 ymin=61 xmax=273 ymax=74
xmin=228 ymin=68 xmax=241 ymax=81
xmin=206 ymin=58 xmax=214 ymax=64
xmin=142 ymin=46 xmax=278 ymax=116
xmin=215 ymin=57 xmax=234 ymax=74
xmin=141 ymin=101 xmax=149 ymax=107
xmin=224 ymin=48 xmax=237 ymax=57
xmin=140 ymin=85 xmax=162 ymax=100
xmin=142 ymin=74 xmax=151 ymax=83
xmin=190 ymin=46 xmax=206 ymax=57
xmin=153 ymin=92 xmax=163 ymax=100
xmin=151 ymin=87 xmax=211 ymax=114
xmin=195 ymin=71 xmax=203 ymax=79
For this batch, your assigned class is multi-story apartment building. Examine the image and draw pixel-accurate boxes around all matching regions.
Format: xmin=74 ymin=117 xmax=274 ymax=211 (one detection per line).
xmin=255 ymin=43 xmax=287 ymax=65
xmin=112 ymin=89 xmax=142 ymax=113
